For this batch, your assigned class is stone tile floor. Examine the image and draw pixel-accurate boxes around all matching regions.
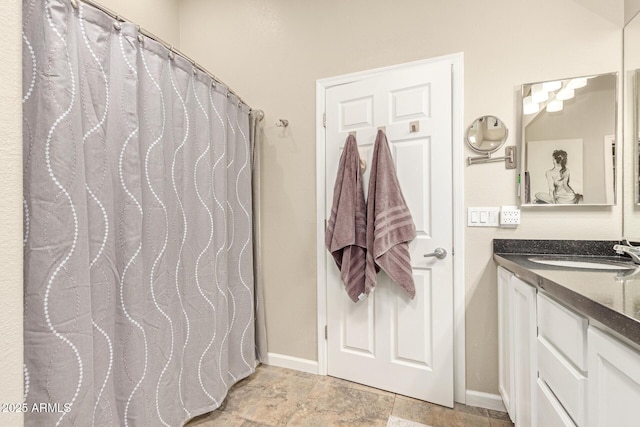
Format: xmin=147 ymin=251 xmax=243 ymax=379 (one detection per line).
xmin=185 ymin=365 xmax=514 ymax=427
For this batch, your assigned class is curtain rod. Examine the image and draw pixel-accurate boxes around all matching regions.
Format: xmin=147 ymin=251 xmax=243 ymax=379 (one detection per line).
xmin=72 ymin=0 xmax=263 ymax=118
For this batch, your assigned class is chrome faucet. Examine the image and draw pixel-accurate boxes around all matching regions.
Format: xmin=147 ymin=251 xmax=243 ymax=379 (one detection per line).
xmin=613 ymin=240 xmax=640 ymax=264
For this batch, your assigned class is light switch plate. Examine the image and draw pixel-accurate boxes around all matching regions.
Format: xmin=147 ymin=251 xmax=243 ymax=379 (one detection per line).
xmin=468 ymin=207 xmax=500 ymax=227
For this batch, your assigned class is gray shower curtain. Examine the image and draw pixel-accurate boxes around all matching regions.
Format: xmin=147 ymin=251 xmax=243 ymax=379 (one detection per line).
xmin=22 ymin=0 xmax=256 ymax=425
xmin=250 ymin=111 xmax=268 ymax=364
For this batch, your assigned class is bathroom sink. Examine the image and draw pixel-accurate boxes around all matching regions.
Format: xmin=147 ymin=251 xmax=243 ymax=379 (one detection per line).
xmin=528 ymin=257 xmax=635 ymax=270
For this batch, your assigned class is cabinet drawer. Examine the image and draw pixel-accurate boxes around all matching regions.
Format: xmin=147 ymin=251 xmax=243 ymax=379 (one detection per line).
xmin=537 ymin=378 xmax=577 ymax=427
xmin=537 ymin=292 xmax=588 ymax=371
xmin=538 ymin=336 xmax=587 ymax=426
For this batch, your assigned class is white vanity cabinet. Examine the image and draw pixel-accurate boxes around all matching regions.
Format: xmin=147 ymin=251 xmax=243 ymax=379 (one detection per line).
xmin=498 ymin=263 xmax=640 ymax=427
xmin=497 ymin=266 xmax=537 ymax=427
xmin=587 ymin=326 xmax=640 ymax=427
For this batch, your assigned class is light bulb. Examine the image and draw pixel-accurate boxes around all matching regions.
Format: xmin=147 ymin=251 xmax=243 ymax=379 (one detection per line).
xmin=542 ymin=81 xmax=562 ymax=92
xmin=556 ymin=88 xmax=575 ymax=101
xmin=523 ymin=96 xmax=539 ymax=115
xmin=567 ymin=78 xmax=587 ymax=89
xmin=531 ymin=83 xmax=549 ymax=103
xmin=546 ymin=99 xmax=563 ymax=112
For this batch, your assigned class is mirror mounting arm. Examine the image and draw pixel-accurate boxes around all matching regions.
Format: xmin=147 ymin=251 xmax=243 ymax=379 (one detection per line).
xmin=467 ymin=146 xmax=517 ymax=169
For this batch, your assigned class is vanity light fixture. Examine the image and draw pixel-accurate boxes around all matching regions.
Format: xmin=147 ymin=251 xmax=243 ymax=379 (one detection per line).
xmin=523 ymin=96 xmax=539 ymax=115
xmin=542 ymin=80 xmax=562 ymax=92
xmin=567 ymin=77 xmax=587 ymax=89
xmin=546 ymin=99 xmax=563 ymax=112
xmin=556 ymin=88 xmax=575 ymax=101
xmin=531 ymin=83 xmax=549 ymax=103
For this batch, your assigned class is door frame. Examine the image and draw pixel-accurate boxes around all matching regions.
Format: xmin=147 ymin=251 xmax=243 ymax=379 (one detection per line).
xmin=315 ymin=52 xmax=466 ymax=403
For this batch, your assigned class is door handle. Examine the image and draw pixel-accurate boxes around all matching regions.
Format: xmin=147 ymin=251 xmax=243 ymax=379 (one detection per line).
xmin=424 ymin=248 xmax=447 ymax=260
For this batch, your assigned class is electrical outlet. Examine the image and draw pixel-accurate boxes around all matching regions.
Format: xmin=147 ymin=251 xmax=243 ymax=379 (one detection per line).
xmin=500 ymin=206 xmax=520 ymax=227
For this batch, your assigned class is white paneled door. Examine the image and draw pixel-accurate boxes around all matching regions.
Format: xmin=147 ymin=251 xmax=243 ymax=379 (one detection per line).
xmin=324 ymin=59 xmax=454 ymax=407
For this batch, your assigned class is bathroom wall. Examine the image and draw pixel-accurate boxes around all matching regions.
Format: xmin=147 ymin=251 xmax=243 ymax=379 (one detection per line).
xmin=179 ymin=0 xmax=623 ymax=395
xmin=0 ymin=1 xmax=24 ymax=425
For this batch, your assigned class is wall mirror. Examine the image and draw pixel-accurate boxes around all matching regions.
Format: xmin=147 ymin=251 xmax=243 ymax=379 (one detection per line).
xmin=520 ymin=72 xmax=617 ymax=206
xmin=624 ymin=10 xmax=640 ymax=240
xmin=466 ymin=115 xmax=516 ymax=168
xmin=466 ymin=115 xmax=508 ymax=153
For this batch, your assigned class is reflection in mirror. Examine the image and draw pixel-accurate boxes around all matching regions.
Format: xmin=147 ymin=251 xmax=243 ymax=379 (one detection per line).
xmin=466 ymin=115 xmax=508 ymax=153
xmin=636 ymin=69 xmax=640 ymax=204
xmin=624 ymin=11 xmax=640 ymax=241
xmin=520 ymin=73 xmax=617 ymax=206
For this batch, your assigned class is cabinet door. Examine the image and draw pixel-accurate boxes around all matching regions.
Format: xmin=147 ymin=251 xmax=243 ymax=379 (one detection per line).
xmin=498 ymin=266 xmax=515 ymax=422
xmin=512 ymin=275 xmax=537 ymax=427
xmin=588 ymin=326 xmax=640 ymax=427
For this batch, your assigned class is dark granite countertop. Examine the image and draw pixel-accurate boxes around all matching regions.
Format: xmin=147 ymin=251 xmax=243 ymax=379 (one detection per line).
xmin=493 ymin=239 xmax=640 ymax=347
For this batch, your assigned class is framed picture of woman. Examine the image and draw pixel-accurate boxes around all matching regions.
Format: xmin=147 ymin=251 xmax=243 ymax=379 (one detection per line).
xmin=526 ymin=138 xmax=584 ymax=204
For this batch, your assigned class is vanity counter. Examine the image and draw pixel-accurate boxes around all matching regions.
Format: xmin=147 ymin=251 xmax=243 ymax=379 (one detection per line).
xmin=494 ymin=241 xmax=640 ymax=347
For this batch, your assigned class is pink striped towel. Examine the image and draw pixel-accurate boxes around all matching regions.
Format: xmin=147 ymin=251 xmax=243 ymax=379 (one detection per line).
xmin=325 ymin=134 xmax=368 ymax=302
xmin=365 ymin=129 xmax=417 ymax=298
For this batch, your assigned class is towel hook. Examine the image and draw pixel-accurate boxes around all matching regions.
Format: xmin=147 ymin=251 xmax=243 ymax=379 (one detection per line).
xmin=276 ymin=119 xmax=289 ymax=127
xmin=359 ymin=158 xmax=367 ymax=173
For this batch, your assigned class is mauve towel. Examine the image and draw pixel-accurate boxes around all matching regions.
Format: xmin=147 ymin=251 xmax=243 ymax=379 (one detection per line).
xmin=365 ymin=129 xmax=417 ymax=298
xmin=326 ymin=135 xmax=368 ymax=302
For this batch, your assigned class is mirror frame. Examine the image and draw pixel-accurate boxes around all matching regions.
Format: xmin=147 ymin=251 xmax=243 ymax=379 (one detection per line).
xmin=625 ymin=68 xmax=640 ymax=206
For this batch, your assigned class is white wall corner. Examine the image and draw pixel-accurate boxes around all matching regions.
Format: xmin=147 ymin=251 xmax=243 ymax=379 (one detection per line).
xmin=263 ymin=353 xmax=320 ymax=376
xmin=465 ymin=390 xmax=507 ymax=413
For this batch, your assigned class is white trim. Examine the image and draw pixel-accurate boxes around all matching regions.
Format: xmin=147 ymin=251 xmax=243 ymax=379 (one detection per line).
xmin=465 ymin=390 xmax=508 ymax=413
xmin=450 ymin=53 xmax=466 ymax=404
xmin=315 ymin=52 xmax=466 ymax=401
xmin=263 ymin=352 xmax=320 ymax=375
xmin=316 ymin=54 xmax=461 ymax=87
xmin=316 ymin=80 xmax=328 ymax=376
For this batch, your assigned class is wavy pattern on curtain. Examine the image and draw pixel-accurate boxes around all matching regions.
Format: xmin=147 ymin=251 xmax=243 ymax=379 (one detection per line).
xmin=22 ymin=1 xmax=255 ymax=425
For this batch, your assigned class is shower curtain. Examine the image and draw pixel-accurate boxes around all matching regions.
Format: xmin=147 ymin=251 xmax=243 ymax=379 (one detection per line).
xmin=22 ymin=0 xmax=256 ymax=425
xmin=250 ymin=111 xmax=269 ymax=364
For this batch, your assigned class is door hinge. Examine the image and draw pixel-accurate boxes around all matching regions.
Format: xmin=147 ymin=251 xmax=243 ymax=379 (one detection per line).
xmin=323 ymin=112 xmax=326 ymax=128
xmin=325 ymin=325 xmax=328 ymax=340
xmin=325 ymin=219 xmax=327 ymax=231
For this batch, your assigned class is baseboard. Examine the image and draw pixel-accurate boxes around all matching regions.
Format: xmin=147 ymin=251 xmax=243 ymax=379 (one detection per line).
xmin=263 ymin=352 xmax=320 ymax=375
xmin=465 ymin=390 xmax=507 ymax=412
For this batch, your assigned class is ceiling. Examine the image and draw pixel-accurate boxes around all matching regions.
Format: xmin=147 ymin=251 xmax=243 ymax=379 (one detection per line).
xmin=572 ymin=0 xmax=624 ymax=27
